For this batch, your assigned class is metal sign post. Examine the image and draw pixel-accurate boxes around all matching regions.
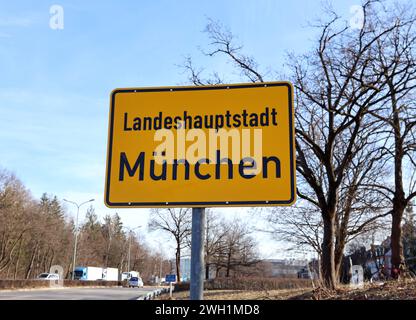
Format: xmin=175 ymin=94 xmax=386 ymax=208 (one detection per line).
xmin=190 ymin=207 xmax=206 ymax=300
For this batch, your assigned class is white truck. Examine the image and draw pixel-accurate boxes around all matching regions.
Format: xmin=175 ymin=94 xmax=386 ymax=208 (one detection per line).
xmin=73 ymin=266 xmax=104 ymax=281
xmin=74 ymin=266 xmax=119 ymax=281
xmin=103 ymin=267 xmax=119 ymax=281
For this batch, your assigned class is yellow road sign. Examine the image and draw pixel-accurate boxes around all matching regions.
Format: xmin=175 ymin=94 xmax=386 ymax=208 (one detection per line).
xmin=105 ymin=82 xmax=296 ymax=207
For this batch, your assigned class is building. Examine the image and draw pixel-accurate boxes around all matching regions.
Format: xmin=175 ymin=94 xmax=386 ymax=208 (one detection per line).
xmin=263 ymin=259 xmax=308 ymax=278
xmin=180 ymin=258 xmax=191 ymax=282
xmin=168 ymin=257 xmax=191 ymax=282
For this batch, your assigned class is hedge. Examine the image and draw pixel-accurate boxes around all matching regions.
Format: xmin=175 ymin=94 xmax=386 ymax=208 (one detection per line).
xmin=0 ymin=280 xmax=123 ymax=290
xmin=174 ymin=277 xmax=313 ymax=292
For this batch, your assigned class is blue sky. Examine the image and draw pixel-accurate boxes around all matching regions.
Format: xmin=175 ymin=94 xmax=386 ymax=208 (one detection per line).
xmin=0 ymin=0 xmax=363 ymax=258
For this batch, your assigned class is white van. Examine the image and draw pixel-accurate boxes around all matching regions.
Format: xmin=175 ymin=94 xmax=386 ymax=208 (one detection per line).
xmin=121 ymin=271 xmax=139 ymax=281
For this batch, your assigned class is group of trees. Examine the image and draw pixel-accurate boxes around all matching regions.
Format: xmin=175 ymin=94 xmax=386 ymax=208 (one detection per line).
xmin=183 ymin=1 xmax=416 ymax=288
xmin=76 ymin=207 xmax=167 ymax=281
xmin=0 ymin=171 xmax=73 ymax=279
xmin=204 ymin=211 xmax=259 ymax=278
xmin=0 ymin=169 xmax=167 ymax=281
xmin=0 ymin=168 xmax=259 ymax=282
xmin=148 ymin=209 xmax=260 ymax=281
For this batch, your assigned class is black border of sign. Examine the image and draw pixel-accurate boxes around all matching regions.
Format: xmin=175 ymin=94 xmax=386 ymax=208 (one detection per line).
xmin=105 ymin=82 xmax=296 ymax=208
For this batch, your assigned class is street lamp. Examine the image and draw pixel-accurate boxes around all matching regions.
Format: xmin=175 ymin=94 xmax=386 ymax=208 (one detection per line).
xmin=122 ymin=225 xmax=142 ymax=272
xmin=63 ymin=198 xmax=94 ymax=280
xmin=155 ymin=239 xmax=164 ymax=284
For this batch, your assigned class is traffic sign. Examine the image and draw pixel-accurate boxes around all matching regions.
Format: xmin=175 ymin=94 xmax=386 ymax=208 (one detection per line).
xmin=165 ymin=274 xmax=176 ymax=283
xmin=105 ymin=82 xmax=296 ymax=208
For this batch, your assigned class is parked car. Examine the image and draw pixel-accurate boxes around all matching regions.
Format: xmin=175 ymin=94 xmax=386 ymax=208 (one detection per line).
xmin=37 ymin=273 xmax=60 ymax=280
xmin=128 ymin=276 xmax=144 ymax=288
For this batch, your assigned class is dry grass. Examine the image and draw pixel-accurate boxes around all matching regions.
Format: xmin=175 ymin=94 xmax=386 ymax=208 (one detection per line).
xmin=157 ymin=279 xmax=416 ymax=300
xmin=156 ymin=288 xmax=312 ymax=300
xmin=174 ymin=277 xmax=313 ymax=292
xmin=306 ymin=279 xmax=416 ymax=300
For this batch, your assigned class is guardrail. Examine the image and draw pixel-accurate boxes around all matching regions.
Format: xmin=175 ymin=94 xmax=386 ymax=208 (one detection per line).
xmin=137 ymin=288 xmax=169 ymax=300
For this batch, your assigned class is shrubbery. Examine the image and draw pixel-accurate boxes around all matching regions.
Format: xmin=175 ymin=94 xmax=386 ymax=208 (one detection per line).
xmin=0 ymin=280 xmax=123 ymax=290
xmin=174 ymin=277 xmax=313 ymax=292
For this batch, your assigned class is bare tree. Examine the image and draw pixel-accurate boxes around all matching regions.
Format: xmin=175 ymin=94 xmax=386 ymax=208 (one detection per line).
xmin=204 ymin=210 xmax=228 ymax=279
xmin=181 ymin=19 xmax=265 ymax=86
xmin=181 ymin=1 xmax=416 ymax=288
xmin=0 ymin=170 xmax=34 ymax=275
xmin=202 ymin=217 xmax=260 ymax=278
xmin=220 ymin=219 xmax=259 ymax=277
xmin=368 ymin=3 xmax=416 ymax=276
xmin=289 ymin=1 xmax=412 ymax=288
xmin=261 ymin=205 xmax=323 ymax=257
xmin=148 ymin=208 xmax=191 ymax=282
xmin=262 ymin=150 xmax=391 ymax=276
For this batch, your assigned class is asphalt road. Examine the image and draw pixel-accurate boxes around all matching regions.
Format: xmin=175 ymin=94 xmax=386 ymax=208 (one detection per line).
xmin=0 ymin=286 xmax=160 ymax=300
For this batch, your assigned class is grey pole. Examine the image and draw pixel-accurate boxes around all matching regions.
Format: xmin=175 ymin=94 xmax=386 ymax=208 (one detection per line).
xmin=72 ymin=205 xmax=80 ymax=280
xmin=127 ymin=234 xmax=132 ymax=272
xmin=159 ymin=257 xmax=162 ymax=284
xmin=190 ymin=207 xmax=205 ymax=300
xmin=64 ymin=198 xmax=94 ymax=280
xmin=123 ymin=225 xmax=141 ymax=273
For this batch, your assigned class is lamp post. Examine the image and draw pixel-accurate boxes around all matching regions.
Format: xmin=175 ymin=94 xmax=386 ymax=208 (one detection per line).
xmin=155 ymin=239 xmax=164 ymax=285
xmin=122 ymin=225 xmax=142 ymax=272
xmin=63 ymin=198 xmax=94 ymax=280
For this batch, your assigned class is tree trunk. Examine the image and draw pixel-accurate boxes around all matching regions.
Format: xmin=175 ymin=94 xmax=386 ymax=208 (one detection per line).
xmin=389 ymin=83 xmax=406 ymax=279
xmin=391 ymin=199 xmax=405 ymax=278
xmin=105 ymin=240 xmax=111 ymax=267
xmin=5 ymin=263 xmax=11 ymax=279
xmin=14 ymin=240 xmax=23 ymax=279
xmin=226 ymin=248 xmax=232 ymax=277
xmin=25 ymin=243 xmax=38 ymax=279
xmin=48 ymin=252 xmax=55 ymax=271
xmin=41 ymin=249 xmax=49 ymax=272
xmin=205 ymin=262 xmax=210 ymax=280
xmin=321 ymin=214 xmax=337 ymax=289
xmin=175 ymin=245 xmax=181 ymax=282
xmin=334 ymin=184 xmax=356 ymax=282
xmin=334 ymin=238 xmax=346 ymax=282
